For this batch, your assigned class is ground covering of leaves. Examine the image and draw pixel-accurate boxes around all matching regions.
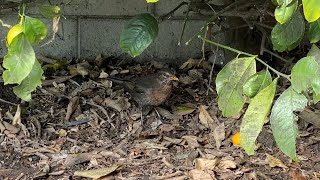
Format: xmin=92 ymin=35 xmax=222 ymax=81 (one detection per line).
xmin=0 ymin=56 xmax=320 ymax=180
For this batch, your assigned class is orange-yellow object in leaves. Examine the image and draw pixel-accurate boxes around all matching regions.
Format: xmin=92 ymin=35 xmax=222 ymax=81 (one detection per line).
xmin=7 ymin=24 xmax=23 ymax=45
xmin=231 ymin=132 xmax=240 ymax=145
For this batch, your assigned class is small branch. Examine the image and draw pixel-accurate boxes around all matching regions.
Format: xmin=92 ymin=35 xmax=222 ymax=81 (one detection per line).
xmin=198 ymin=36 xmax=291 ymax=81
xmin=178 ymin=2 xmax=190 ymax=45
xmin=0 ymin=19 xmax=12 ymax=28
xmin=158 ymin=2 xmax=188 ymax=22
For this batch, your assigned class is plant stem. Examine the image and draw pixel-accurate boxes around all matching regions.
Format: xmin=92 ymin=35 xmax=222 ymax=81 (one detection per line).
xmin=198 ymin=36 xmax=291 ymax=81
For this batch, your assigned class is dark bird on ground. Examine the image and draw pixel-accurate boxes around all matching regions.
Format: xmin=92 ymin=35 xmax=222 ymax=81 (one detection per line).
xmin=107 ymin=69 xmax=179 ymax=107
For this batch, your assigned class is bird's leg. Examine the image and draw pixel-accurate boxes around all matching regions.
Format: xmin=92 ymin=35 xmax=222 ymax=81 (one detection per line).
xmin=140 ymin=107 xmax=144 ymax=126
xmin=154 ymin=107 xmax=162 ymax=121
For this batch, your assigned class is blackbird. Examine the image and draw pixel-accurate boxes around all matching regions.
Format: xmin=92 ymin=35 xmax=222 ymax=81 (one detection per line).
xmin=107 ymin=69 xmax=179 ymax=107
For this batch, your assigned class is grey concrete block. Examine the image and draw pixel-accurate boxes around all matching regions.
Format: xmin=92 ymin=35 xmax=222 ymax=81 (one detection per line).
xmin=155 ymin=0 xmax=187 ymax=17
xmin=62 ymin=0 xmax=148 ymax=16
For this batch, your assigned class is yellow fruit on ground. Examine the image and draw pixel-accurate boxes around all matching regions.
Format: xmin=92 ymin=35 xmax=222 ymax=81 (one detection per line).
xmin=231 ymin=132 xmax=240 ymax=145
xmin=7 ymin=24 xmax=23 ymax=45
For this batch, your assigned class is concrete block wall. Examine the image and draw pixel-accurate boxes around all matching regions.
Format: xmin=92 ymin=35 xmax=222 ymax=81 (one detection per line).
xmin=0 ymin=0 xmax=220 ymax=65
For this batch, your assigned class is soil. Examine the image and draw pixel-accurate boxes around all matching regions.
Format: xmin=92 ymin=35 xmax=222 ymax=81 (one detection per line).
xmin=0 ymin=58 xmax=319 ymax=180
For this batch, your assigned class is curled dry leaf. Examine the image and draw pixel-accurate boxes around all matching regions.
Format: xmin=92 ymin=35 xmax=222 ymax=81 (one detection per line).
xmin=182 ymin=135 xmax=200 ymax=149
xmin=195 ymin=158 xmax=218 ymax=171
xmin=265 ymin=153 xmax=288 ymax=169
xmin=219 ymin=158 xmax=237 ymax=170
xmin=65 ymin=96 xmax=80 ymax=121
xmin=64 ymin=152 xmax=103 ymax=167
xmin=199 ymin=105 xmax=216 ymax=130
xmin=156 ymin=107 xmax=178 ymax=120
xmin=212 ymin=122 xmax=225 ymax=149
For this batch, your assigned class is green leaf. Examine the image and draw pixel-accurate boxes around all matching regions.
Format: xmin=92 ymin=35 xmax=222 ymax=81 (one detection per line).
xmin=13 ymin=59 xmax=43 ymax=101
xmin=146 ymin=0 xmax=159 ymax=2
xmin=243 ymin=70 xmax=272 ymax=98
xmin=38 ymin=4 xmax=61 ymax=18
xmin=312 ymin=79 xmax=320 ymax=103
xmin=307 ymin=44 xmax=320 ymax=64
xmin=2 ymin=33 xmax=35 ymax=85
xmin=307 ymin=20 xmax=320 ymax=43
xmin=271 ymin=11 xmax=305 ymax=52
xmin=302 ymin=0 xmax=320 ymax=22
xmin=120 ymin=13 xmax=159 ymax=57
xmin=274 ymin=0 xmax=298 ymax=24
xmin=291 ymin=56 xmax=319 ymax=93
xmin=216 ymin=56 xmax=256 ymax=117
xmin=24 ymin=16 xmax=48 ymax=44
xmin=240 ymin=78 xmax=278 ymax=155
xmin=270 ymin=87 xmax=307 ymax=160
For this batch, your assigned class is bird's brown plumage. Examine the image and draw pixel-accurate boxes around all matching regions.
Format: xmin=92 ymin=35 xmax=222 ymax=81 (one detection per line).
xmin=107 ymin=69 xmax=178 ymax=107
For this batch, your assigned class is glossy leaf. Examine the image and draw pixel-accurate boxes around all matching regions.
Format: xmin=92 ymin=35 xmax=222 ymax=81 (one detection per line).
xmin=307 ymin=44 xmax=320 ymax=63
xmin=270 ymin=87 xmax=307 ymax=160
xmin=271 ymin=11 xmax=305 ymax=52
xmin=243 ymin=70 xmax=272 ymax=98
xmin=302 ymin=0 xmax=320 ymax=22
xmin=274 ymin=0 xmax=298 ymax=24
xmin=13 ymin=59 xmax=43 ymax=101
xmin=241 ymin=78 xmax=278 ymax=155
xmin=2 ymin=33 xmax=35 ymax=85
xmin=120 ymin=13 xmax=158 ymax=57
xmin=24 ymin=16 xmax=48 ymax=44
xmin=291 ymin=56 xmax=319 ymax=93
xmin=146 ymin=0 xmax=159 ymax=2
xmin=38 ymin=4 xmax=61 ymax=18
xmin=308 ymin=20 xmax=320 ymax=43
xmin=216 ymin=56 xmax=256 ymax=117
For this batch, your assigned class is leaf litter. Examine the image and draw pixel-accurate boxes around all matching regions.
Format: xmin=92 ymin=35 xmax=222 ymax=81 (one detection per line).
xmin=0 ymin=55 xmax=319 ymax=179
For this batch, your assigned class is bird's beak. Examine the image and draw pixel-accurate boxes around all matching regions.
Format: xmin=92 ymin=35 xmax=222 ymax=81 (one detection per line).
xmin=170 ymin=75 xmax=179 ymax=81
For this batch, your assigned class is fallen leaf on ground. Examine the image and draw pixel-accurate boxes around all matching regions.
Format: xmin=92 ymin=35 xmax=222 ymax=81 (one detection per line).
xmin=212 ymin=122 xmax=225 ymax=149
xmin=265 ymin=153 xmax=288 ymax=169
xmin=195 ymin=158 xmax=217 ymax=171
xmin=64 ymin=153 xmax=103 ymax=167
xmin=219 ymin=158 xmax=237 ymax=170
xmin=103 ymin=97 xmax=130 ymax=112
xmin=189 ymin=169 xmax=214 ymax=180
xmin=199 ymin=105 xmax=216 ymax=130
xmin=182 ymin=135 xmax=200 ymax=149
xmin=74 ymin=164 xmax=120 ymax=179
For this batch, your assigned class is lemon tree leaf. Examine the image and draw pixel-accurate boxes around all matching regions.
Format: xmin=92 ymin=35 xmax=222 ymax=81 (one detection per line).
xmin=274 ymin=0 xmax=298 ymax=24
xmin=291 ymin=56 xmax=319 ymax=93
xmin=308 ymin=20 xmax=320 ymax=43
xmin=307 ymin=44 xmax=320 ymax=63
xmin=216 ymin=56 xmax=256 ymax=117
xmin=24 ymin=16 xmax=48 ymax=44
xmin=38 ymin=4 xmax=61 ymax=18
xmin=120 ymin=13 xmax=158 ymax=57
xmin=13 ymin=59 xmax=43 ymax=101
xmin=271 ymin=11 xmax=305 ymax=52
xmin=270 ymin=87 xmax=307 ymax=160
xmin=307 ymin=45 xmax=320 ymax=102
xmin=243 ymin=70 xmax=272 ymax=98
xmin=146 ymin=0 xmax=159 ymax=3
xmin=302 ymin=0 xmax=320 ymax=22
xmin=240 ymin=78 xmax=278 ymax=155
xmin=2 ymin=33 xmax=35 ymax=85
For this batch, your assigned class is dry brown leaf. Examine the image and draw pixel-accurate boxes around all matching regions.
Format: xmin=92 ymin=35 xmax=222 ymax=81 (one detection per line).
xmin=2 ymin=121 xmax=20 ymax=134
xmin=103 ymin=97 xmax=131 ymax=112
xmin=65 ymin=96 xmax=80 ymax=121
xmin=212 ymin=122 xmax=225 ymax=149
xmin=199 ymin=105 xmax=215 ymax=130
xmin=64 ymin=153 xmax=103 ymax=167
xmin=156 ymin=107 xmax=178 ymax=120
xmin=74 ymin=164 xmax=119 ymax=179
xmin=219 ymin=159 xmax=237 ymax=170
xmin=195 ymin=158 xmax=217 ymax=171
xmin=12 ymin=105 xmax=21 ymax=125
xmin=290 ymin=169 xmax=307 ymax=180
xmin=182 ymin=135 xmax=200 ymax=149
xmin=189 ymin=169 xmax=214 ymax=180
xmin=265 ymin=153 xmax=288 ymax=169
